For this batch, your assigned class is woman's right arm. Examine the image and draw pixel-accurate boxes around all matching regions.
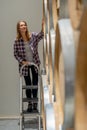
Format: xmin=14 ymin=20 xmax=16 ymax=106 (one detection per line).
xmin=14 ymin=41 xmax=29 ymax=65
xmin=14 ymin=41 xmax=23 ymax=63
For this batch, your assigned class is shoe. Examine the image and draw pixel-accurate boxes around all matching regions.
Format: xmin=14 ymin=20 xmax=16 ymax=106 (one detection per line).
xmin=33 ymin=103 xmax=38 ymax=112
xmin=27 ymin=103 xmax=32 ymax=112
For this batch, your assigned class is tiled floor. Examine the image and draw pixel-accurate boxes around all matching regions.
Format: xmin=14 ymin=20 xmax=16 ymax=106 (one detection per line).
xmin=0 ymin=119 xmax=43 ymax=130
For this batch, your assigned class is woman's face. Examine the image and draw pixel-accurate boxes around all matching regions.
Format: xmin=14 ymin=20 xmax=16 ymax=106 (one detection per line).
xmin=19 ymin=21 xmax=27 ymax=34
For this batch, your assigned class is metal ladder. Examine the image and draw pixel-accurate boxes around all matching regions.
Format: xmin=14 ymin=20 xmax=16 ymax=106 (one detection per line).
xmin=19 ymin=62 xmax=42 ymax=130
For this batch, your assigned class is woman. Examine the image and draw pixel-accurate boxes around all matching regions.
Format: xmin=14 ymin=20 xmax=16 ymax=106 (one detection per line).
xmin=14 ymin=20 xmax=44 ymax=112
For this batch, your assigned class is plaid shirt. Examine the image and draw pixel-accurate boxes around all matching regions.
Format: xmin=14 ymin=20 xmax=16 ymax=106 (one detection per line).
xmin=14 ymin=31 xmax=44 ymax=76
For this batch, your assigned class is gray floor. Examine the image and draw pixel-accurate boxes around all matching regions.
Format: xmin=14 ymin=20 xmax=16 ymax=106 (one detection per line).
xmin=0 ymin=119 xmax=43 ymax=130
xmin=0 ymin=120 xmax=19 ymax=130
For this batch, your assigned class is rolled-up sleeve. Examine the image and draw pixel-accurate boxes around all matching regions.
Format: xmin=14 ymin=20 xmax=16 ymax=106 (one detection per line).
xmin=32 ymin=31 xmax=44 ymax=43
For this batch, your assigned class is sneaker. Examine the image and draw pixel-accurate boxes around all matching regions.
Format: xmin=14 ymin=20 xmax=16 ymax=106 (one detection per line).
xmin=33 ymin=103 xmax=38 ymax=112
xmin=27 ymin=103 xmax=32 ymax=112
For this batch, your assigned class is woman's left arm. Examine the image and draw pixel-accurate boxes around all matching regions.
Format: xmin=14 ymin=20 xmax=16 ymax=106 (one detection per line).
xmin=36 ymin=31 xmax=44 ymax=42
xmin=33 ymin=19 xmax=44 ymax=43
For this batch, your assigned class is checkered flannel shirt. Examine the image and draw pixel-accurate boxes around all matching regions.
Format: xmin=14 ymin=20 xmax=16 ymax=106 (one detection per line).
xmin=14 ymin=31 xmax=44 ymax=76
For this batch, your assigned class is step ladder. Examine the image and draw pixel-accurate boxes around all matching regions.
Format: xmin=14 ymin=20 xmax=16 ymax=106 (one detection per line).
xmin=19 ymin=62 xmax=42 ymax=130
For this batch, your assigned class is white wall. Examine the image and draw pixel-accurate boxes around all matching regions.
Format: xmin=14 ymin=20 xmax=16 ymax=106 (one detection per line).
xmin=0 ymin=0 xmax=43 ymax=117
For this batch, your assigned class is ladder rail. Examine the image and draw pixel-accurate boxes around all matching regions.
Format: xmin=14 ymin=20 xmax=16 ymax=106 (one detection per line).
xmin=20 ymin=62 xmax=40 ymax=76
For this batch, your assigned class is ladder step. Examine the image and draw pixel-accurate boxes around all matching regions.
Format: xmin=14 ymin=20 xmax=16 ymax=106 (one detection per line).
xmin=23 ymin=119 xmax=39 ymax=129
xmin=23 ymin=97 xmax=38 ymax=102
xmin=23 ymin=110 xmax=39 ymax=115
xmin=22 ymin=85 xmax=38 ymax=89
xmin=23 ymin=118 xmax=43 ymax=129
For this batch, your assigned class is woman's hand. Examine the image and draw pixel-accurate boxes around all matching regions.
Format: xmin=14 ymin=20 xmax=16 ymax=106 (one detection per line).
xmin=22 ymin=61 xmax=29 ymax=65
xmin=42 ymin=18 xmax=44 ymax=32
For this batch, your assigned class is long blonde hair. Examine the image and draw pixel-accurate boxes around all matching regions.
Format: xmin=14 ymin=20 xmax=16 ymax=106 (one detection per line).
xmin=16 ymin=20 xmax=30 ymax=40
